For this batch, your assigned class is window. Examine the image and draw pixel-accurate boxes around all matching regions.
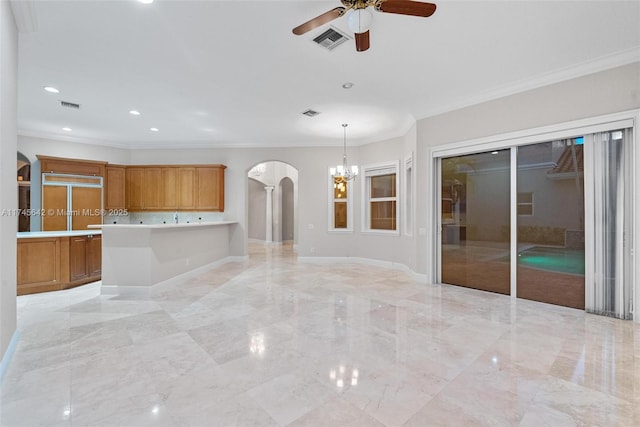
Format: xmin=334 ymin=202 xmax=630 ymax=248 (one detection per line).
xmin=328 ymin=171 xmax=352 ymax=232
xmin=362 ymin=161 xmax=400 ymax=234
xmin=404 ymin=154 xmax=413 ymax=236
xmin=517 ymin=192 xmax=533 ymax=216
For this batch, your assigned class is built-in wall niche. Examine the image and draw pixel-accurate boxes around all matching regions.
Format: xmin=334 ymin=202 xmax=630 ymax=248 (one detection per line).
xmin=17 ymin=152 xmax=31 ymax=232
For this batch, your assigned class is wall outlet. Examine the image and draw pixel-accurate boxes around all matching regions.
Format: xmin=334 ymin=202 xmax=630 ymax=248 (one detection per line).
xmin=308 ymin=224 xmax=314 ymax=230
xmin=185 ymin=259 xmax=190 ymax=266
xmin=310 ymin=247 xmax=315 ymax=253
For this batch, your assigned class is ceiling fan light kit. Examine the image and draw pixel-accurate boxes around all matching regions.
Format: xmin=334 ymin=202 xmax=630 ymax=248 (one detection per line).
xmin=346 ymin=9 xmax=373 ymax=34
xmin=293 ymin=0 xmax=436 ymax=52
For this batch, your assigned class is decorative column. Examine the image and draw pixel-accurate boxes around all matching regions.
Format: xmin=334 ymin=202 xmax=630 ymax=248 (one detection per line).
xmin=264 ymin=186 xmax=274 ymax=243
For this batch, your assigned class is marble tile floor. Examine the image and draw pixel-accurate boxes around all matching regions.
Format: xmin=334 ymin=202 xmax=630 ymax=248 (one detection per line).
xmin=1 ymin=243 xmax=639 ymax=426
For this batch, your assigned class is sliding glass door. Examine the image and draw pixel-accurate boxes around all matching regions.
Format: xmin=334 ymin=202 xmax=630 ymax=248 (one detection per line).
xmin=440 ymin=150 xmax=511 ymax=295
xmin=516 ymin=139 xmax=585 ymax=309
xmin=437 ymin=126 xmax=633 ymax=317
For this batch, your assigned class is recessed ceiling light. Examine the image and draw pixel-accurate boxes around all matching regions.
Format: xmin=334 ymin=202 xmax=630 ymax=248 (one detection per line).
xmin=129 ymin=110 xmax=141 ymax=116
xmin=342 ymin=82 xmax=354 ymax=89
xmin=491 ymin=151 xmax=499 ymax=155
xmin=138 ymin=0 xmax=154 ymax=4
xmin=44 ymin=86 xmax=59 ymax=93
xmin=150 ymin=127 xmax=159 ymax=132
xmin=62 ymin=127 xmax=72 ymax=131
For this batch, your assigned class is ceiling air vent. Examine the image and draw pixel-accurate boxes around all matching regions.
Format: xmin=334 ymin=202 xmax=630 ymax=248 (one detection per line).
xmin=60 ymin=101 xmax=80 ymax=109
xmin=302 ymin=109 xmax=320 ymax=117
xmin=312 ymin=26 xmax=350 ymax=51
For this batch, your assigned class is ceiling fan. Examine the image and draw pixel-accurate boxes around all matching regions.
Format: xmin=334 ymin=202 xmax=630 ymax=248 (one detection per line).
xmin=292 ymin=0 xmax=437 ymax=52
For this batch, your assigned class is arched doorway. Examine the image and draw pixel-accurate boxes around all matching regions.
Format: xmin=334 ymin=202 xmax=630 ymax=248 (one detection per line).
xmin=280 ymin=177 xmax=294 ymax=242
xmin=17 ymin=152 xmax=31 ymax=232
xmin=247 ymin=161 xmax=298 ymax=247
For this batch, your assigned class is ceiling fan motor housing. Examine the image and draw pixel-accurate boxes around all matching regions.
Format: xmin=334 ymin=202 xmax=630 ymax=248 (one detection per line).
xmin=347 ymin=9 xmax=373 ymax=34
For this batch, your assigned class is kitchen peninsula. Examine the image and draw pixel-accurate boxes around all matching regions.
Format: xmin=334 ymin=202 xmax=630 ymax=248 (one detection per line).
xmin=92 ymin=221 xmax=237 ymax=296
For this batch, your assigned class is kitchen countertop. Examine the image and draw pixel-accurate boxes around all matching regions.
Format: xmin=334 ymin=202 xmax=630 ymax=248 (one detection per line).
xmin=88 ymin=221 xmax=237 ymax=229
xmin=17 ymin=230 xmax=102 ymax=239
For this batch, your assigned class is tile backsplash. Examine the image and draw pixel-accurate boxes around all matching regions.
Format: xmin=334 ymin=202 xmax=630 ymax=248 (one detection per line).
xmin=103 ymin=211 xmax=225 ymax=225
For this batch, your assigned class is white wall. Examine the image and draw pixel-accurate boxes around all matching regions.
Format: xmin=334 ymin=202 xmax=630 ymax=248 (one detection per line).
xmin=0 ymin=0 xmax=18 ymax=370
xmin=281 ymin=177 xmax=294 ymax=241
xmin=18 ymin=135 xmax=130 ymax=165
xmin=247 ymin=178 xmax=266 ymax=240
xmin=350 ymin=125 xmax=418 ymax=270
xmin=416 ymin=62 xmax=640 ymax=277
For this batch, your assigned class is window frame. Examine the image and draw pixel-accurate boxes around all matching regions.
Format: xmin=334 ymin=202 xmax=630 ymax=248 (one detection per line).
xmin=517 ymin=191 xmax=534 ymax=216
xmin=327 ymin=168 xmax=353 ymax=233
xmin=361 ymin=160 xmax=400 ymax=235
xmin=403 ymin=153 xmax=414 ymax=237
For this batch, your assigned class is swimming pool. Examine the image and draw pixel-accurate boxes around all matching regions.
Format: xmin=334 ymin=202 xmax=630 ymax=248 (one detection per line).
xmin=517 ymin=246 xmax=585 ymax=275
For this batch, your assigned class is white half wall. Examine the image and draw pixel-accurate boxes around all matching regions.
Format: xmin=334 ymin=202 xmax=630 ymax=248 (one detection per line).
xmin=0 ymin=0 xmax=18 ymax=369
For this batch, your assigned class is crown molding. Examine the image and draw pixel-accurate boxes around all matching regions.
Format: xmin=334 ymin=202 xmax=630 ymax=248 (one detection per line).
xmin=416 ymin=47 xmax=640 ymax=121
xmin=10 ymin=0 xmax=37 ymax=32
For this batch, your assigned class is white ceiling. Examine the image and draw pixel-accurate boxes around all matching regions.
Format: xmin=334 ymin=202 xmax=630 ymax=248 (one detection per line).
xmin=15 ymin=0 xmax=640 ymax=149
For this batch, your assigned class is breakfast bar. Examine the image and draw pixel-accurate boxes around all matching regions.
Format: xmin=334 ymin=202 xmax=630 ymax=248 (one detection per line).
xmin=91 ymin=221 xmax=237 ymax=295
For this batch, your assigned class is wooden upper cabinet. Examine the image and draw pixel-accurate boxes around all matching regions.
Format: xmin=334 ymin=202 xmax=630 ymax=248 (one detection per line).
xmin=143 ymin=168 xmax=162 ymax=209
xmin=37 ymin=155 xmax=106 ymax=177
xmin=196 ymin=166 xmax=225 ymax=211
xmin=120 ymin=164 xmax=225 ymax=211
xmin=126 ymin=168 xmax=144 ymax=210
xmin=178 ymin=168 xmax=197 ymax=209
xmin=161 ymin=168 xmax=178 ymax=209
xmin=105 ymin=166 xmax=126 ymax=209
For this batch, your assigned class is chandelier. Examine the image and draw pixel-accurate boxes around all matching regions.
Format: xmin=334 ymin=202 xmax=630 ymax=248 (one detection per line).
xmin=330 ymin=123 xmax=358 ymax=181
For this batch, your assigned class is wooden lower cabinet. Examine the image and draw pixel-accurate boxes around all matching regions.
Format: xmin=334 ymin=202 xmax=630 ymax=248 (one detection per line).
xmin=69 ymin=234 xmax=101 ymax=283
xmin=17 ymin=234 xmax=101 ymax=295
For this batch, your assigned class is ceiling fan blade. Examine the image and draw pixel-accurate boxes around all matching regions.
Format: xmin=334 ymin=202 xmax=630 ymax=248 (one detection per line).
xmin=375 ymin=0 xmax=436 ymax=18
xmin=292 ymin=7 xmax=347 ymax=35
xmin=355 ymin=31 xmax=370 ymax=52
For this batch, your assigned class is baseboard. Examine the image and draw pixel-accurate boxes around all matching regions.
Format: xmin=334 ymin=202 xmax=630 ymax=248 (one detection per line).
xmin=101 ymin=256 xmax=246 ymax=297
xmin=297 ymin=256 xmax=429 ymax=283
xmin=248 ymin=239 xmax=284 ymax=246
xmin=0 ymin=330 xmax=21 ymax=384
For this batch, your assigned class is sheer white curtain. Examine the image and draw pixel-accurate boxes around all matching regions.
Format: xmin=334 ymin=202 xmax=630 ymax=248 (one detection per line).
xmin=584 ymin=128 xmax=633 ymax=319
